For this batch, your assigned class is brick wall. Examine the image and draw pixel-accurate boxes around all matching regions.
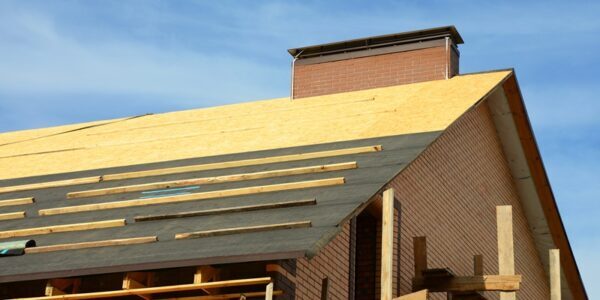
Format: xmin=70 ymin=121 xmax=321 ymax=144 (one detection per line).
xmin=295 ymin=223 xmax=352 ymax=300
xmin=389 ymin=102 xmax=550 ymax=299
xmin=293 ymin=46 xmax=458 ymax=99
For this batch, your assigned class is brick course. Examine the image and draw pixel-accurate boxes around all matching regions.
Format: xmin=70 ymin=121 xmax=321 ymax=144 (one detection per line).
xmin=293 ymin=46 xmax=458 ymax=99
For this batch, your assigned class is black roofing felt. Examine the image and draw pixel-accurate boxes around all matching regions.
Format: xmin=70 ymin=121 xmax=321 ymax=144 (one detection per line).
xmin=0 ymin=131 xmax=441 ymax=282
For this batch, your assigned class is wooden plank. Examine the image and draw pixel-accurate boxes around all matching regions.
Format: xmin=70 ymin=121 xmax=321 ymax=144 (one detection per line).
xmin=394 ymin=289 xmax=428 ymax=300
xmin=0 ymin=197 xmax=34 ymax=207
xmin=39 ymin=178 xmax=344 ymax=216
xmin=101 ymin=145 xmax=381 ymax=181
xmin=265 ymin=282 xmax=274 ymax=300
xmin=413 ymin=236 xmax=427 ymax=278
xmin=194 ymin=266 xmax=220 ymax=295
xmin=474 ymin=255 xmax=483 ymax=276
xmin=26 ymin=236 xmax=157 ymax=254
xmin=550 ymin=249 xmax=561 ymax=300
xmin=123 ymin=272 xmax=154 ymax=300
xmin=15 ymin=277 xmax=272 ymax=300
xmin=381 ymin=188 xmax=394 ymax=300
xmin=68 ymin=162 xmax=356 ymax=199
xmin=45 ymin=279 xmax=81 ymax=296
xmin=496 ymin=205 xmax=515 ymax=300
xmin=0 ymin=177 xmax=100 ymax=195
xmin=0 ymin=211 xmax=26 ymax=221
xmin=170 ymin=291 xmax=283 ymax=300
xmin=135 ymin=198 xmax=316 ymax=222
xmin=0 ymin=219 xmax=126 ymax=239
xmin=175 ymin=221 xmax=311 ymax=239
xmin=412 ymin=275 xmax=521 ymax=292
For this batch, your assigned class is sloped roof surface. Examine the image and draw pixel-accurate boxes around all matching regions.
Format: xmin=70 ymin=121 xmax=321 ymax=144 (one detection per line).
xmin=0 ymin=71 xmax=511 ymax=180
xmin=0 ymin=71 xmax=512 ymax=282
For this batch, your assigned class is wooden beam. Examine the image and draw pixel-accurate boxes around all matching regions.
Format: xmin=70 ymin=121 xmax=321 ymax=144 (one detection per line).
xmin=101 ymin=145 xmax=381 ymax=181
xmin=169 ymin=291 xmax=283 ymax=300
xmin=135 ymin=198 xmax=316 ymax=222
xmin=394 ymin=289 xmax=428 ymax=300
xmin=45 ymin=279 xmax=81 ymax=296
xmin=0 ymin=177 xmax=100 ymax=195
xmin=123 ymin=272 xmax=155 ymax=300
xmin=15 ymin=277 xmax=272 ymax=300
xmin=40 ymin=178 xmax=344 ymax=216
xmin=381 ymin=188 xmax=394 ymax=300
xmin=265 ymin=282 xmax=274 ymax=300
xmin=175 ymin=221 xmax=311 ymax=239
xmin=0 ymin=211 xmax=26 ymax=221
xmin=68 ymin=162 xmax=357 ymax=199
xmin=474 ymin=255 xmax=483 ymax=276
xmin=194 ymin=266 xmax=220 ymax=295
xmin=0 ymin=219 xmax=126 ymax=239
xmin=413 ymin=236 xmax=427 ymax=278
xmin=412 ymin=275 xmax=521 ymax=293
xmin=0 ymin=197 xmax=34 ymax=207
xmin=497 ymin=206 xmax=515 ymax=300
xmin=550 ymin=249 xmax=561 ymax=300
xmin=25 ymin=236 xmax=156 ymax=254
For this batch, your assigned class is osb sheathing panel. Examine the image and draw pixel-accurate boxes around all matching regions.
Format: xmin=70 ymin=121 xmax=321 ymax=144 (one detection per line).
xmin=0 ymin=71 xmax=511 ymax=180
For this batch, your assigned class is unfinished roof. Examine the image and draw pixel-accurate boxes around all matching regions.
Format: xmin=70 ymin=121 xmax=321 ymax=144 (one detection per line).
xmin=0 ymin=70 xmax=511 ymax=180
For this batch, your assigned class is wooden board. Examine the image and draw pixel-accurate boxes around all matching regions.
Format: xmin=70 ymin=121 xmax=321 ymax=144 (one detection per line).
xmin=0 ymin=177 xmax=101 ymax=195
xmin=39 ymin=178 xmax=344 ymax=216
xmin=550 ymin=249 xmax=561 ymax=300
xmin=496 ymin=206 xmax=515 ymax=300
xmin=0 ymin=197 xmax=34 ymax=207
xmin=171 ymin=290 xmax=283 ymax=300
xmin=0 ymin=219 xmax=126 ymax=239
xmin=25 ymin=236 xmax=157 ymax=254
xmin=101 ymin=146 xmax=379 ymax=181
xmin=381 ymin=188 xmax=394 ymax=300
xmin=0 ymin=211 xmax=26 ymax=221
xmin=175 ymin=221 xmax=312 ymax=239
xmin=134 ymin=199 xmax=316 ymax=222
xmin=68 ymin=162 xmax=356 ymax=199
xmin=394 ymin=289 xmax=428 ymax=300
xmin=412 ymin=275 xmax=521 ymax=292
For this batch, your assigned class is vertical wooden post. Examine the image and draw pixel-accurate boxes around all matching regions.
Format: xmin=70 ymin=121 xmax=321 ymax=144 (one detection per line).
xmin=265 ymin=282 xmax=273 ymax=300
xmin=497 ymin=205 xmax=515 ymax=300
xmin=381 ymin=188 xmax=395 ymax=300
xmin=550 ymin=249 xmax=561 ymax=300
xmin=413 ymin=236 xmax=427 ymax=279
xmin=474 ymin=255 xmax=483 ymax=276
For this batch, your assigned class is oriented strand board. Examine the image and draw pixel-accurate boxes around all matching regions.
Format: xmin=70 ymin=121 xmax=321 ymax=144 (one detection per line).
xmin=0 ymin=71 xmax=510 ymax=180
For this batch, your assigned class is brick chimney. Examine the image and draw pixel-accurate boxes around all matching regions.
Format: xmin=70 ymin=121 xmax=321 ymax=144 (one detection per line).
xmin=288 ymin=26 xmax=464 ymax=99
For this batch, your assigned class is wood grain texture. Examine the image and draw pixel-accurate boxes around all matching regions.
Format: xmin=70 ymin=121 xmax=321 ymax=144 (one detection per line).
xmin=0 ymin=177 xmax=100 ymax=195
xmin=0 ymin=211 xmax=26 ymax=221
xmin=550 ymin=249 xmax=561 ymax=300
xmin=497 ymin=205 xmax=515 ymax=300
xmin=381 ymin=188 xmax=394 ymax=300
xmin=25 ymin=236 xmax=157 ymax=254
xmin=175 ymin=221 xmax=312 ymax=240
xmin=0 ymin=219 xmax=126 ymax=239
xmin=0 ymin=197 xmax=34 ymax=207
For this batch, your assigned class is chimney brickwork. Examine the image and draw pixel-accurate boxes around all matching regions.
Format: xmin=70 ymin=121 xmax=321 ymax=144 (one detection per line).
xmin=289 ymin=26 xmax=462 ymax=99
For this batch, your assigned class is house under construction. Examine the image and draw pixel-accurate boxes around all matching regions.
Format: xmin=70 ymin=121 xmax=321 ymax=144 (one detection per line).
xmin=0 ymin=26 xmax=588 ymax=300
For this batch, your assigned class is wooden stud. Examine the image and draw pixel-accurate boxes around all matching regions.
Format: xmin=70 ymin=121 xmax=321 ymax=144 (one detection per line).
xmin=123 ymin=272 xmax=155 ymax=300
xmin=15 ymin=277 xmax=272 ymax=299
xmin=0 ymin=197 xmax=34 ymax=207
xmin=496 ymin=205 xmax=515 ymax=300
xmin=175 ymin=221 xmax=311 ymax=240
xmin=396 ymin=289 xmax=428 ymax=300
xmin=473 ymin=255 xmax=483 ymax=276
xmin=265 ymin=282 xmax=274 ymax=300
xmin=414 ymin=236 xmax=427 ymax=279
xmin=0 ymin=177 xmax=100 ymax=195
xmin=549 ymin=249 xmax=561 ymax=300
xmin=0 ymin=211 xmax=26 ymax=221
xmin=0 ymin=219 xmax=126 ymax=239
xmin=135 ymin=198 xmax=316 ymax=222
xmin=45 ymin=279 xmax=81 ymax=296
xmin=412 ymin=275 xmax=521 ymax=293
xmin=194 ymin=266 xmax=220 ymax=295
xmin=101 ymin=145 xmax=381 ymax=181
xmin=40 ymin=178 xmax=344 ymax=216
xmin=68 ymin=162 xmax=356 ymax=199
xmin=381 ymin=188 xmax=394 ymax=300
xmin=26 ymin=236 xmax=157 ymax=254
xmin=168 ymin=291 xmax=283 ymax=300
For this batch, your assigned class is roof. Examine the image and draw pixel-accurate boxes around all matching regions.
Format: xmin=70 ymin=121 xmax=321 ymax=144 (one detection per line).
xmin=288 ymin=25 xmax=464 ymax=58
xmin=0 ymin=71 xmax=513 ymax=282
xmin=0 ymin=71 xmax=510 ymax=180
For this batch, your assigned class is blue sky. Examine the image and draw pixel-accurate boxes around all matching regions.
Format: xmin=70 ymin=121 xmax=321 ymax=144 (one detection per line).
xmin=0 ymin=0 xmax=598 ymax=296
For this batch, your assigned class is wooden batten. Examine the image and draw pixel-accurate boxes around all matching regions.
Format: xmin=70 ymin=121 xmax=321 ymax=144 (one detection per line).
xmin=0 ymin=211 xmax=26 ymax=221
xmin=175 ymin=221 xmax=312 ymax=240
xmin=265 ymin=282 xmax=274 ymax=300
xmin=0 ymin=197 xmax=34 ymax=207
xmin=0 ymin=219 xmax=126 ymax=239
xmin=0 ymin=177 xmax=101 ymax=195
xmin=101 ymin=145 xmax=381 ymax=181
xmin=40 ymin=178 xmax=343 ymax=216
xmin=412 ymin=275 xmax=521 ymax=292
xmin=25 ymin=236 xmax=157 ymax=254
xmin=381 ymin=188 xmax=394 ymax=300
xmin=395 ymin=289 xmax=428 ymax=300
xmin=68 ymin=162 xmax=356 ymax=199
